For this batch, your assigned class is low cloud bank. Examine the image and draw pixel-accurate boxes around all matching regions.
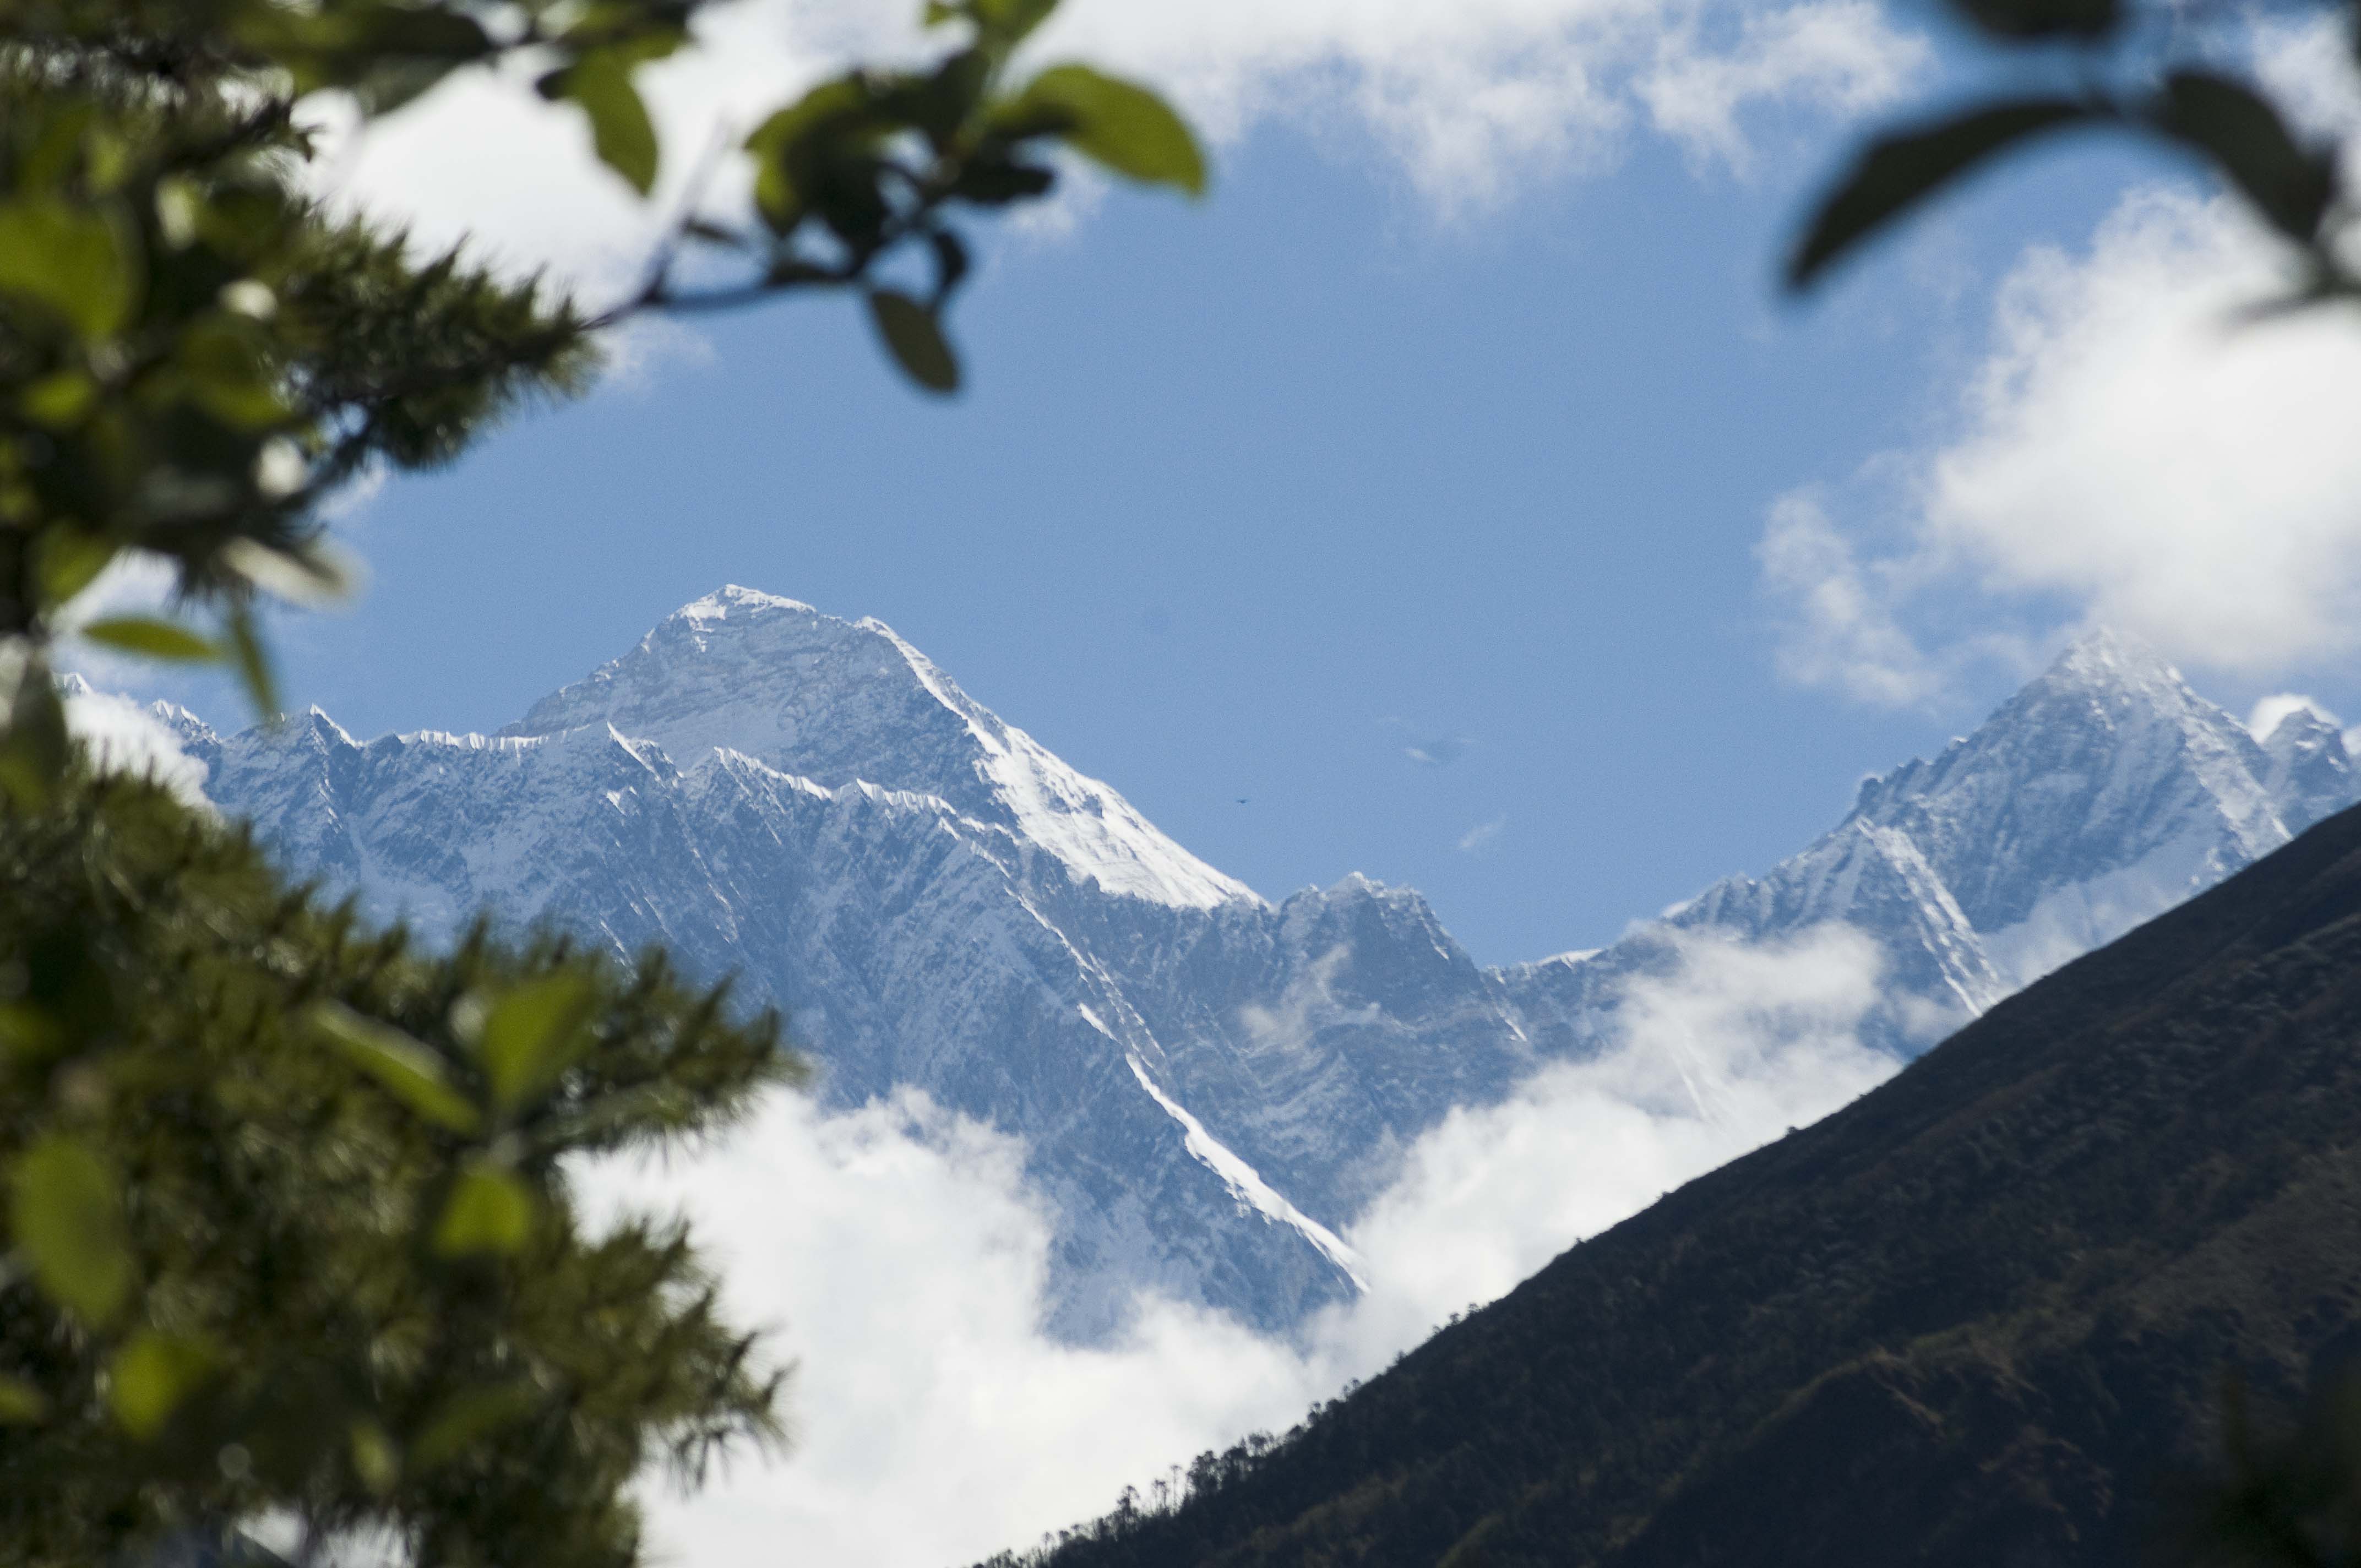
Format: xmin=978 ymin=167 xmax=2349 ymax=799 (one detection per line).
xmin=589 ymin=923 xmax=1900 ymax=1568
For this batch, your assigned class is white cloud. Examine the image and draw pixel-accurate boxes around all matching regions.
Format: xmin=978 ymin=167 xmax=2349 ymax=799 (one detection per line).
xmin=302 ymin=0 xmax=1930 ymax=300
xmin=1758 ymin=491 xmax=1951 ymax=708
xmin=1238 ymin=944 xmax=1380 ymax=1056
xmin=2246 ymin=692 xmax=2340 ymax=743
xmin=586 ymin=923 xmax=1898 ymax=1568
xmin=1636 ymin=0 xmax=1930 ymax=173
xmin=1458 ymin=815 xmax=1508 ymax=852
xmin=1762 ymin=182 xmax=2361 ymax=704
xmin=2252 ymin=15 xmax=2361 ymax=151
xmin=1324 ymin=924 xmax=1894 ymax=1362
xmin=581 ymin=1091 xmax=1330 ymax=1568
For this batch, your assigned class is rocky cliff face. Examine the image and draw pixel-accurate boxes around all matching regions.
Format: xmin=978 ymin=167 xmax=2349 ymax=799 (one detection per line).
xmin=151 ymin=591 xmax=2354 ymax=1335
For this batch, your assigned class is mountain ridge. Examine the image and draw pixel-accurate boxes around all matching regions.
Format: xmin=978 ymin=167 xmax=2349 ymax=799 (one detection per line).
xmin=126 ymin=594 xmax=2357 ymax=1333
xmin=985 ymin=795 xmax=2361 ymax=1568
xmin=499 ymin=585 xmax=1256 ymax=912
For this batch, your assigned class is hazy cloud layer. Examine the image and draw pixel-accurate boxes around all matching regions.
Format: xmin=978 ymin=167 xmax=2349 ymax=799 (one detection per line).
xmin=587 ymin=923 xmax=1897 ymax=1568
xmin=304 ymin=0 xmax=1929 ymax=298
xmin=1763 ymin=124 xmax=2361 ymax=705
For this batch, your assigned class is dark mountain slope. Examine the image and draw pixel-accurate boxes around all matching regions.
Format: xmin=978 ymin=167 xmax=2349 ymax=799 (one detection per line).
xmin=1002 ymin=803 xmax=2361 ymax=1568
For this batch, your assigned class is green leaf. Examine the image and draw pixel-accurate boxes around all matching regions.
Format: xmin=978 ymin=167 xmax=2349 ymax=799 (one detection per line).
xmin=906 ymin=47 xmax=993 ymax=144
xmin=237 ymin=2 xmax=492 ymax=101
xmin=563 ymin=52 xmax=661 ymax=197
xmin=219 ymin=537 xmax=355 ymax=607
xmin=0 ymin=653 xmax=71 ymax=811
xmin=31 ymin=529 xmax=117 ymax=613
xmin=973 ymin=0 xmax=1060 ymax=44
xmin=2153 ymin=72 xmax=2336 ymax=242
xmin=930 ymin=230 xmax=971 ymax=300
xmin=744 ymin=77 xmax=871 ymax=233
xmin=19 ymin=102 xmax=97 ymax=192
xmin=225 ymin=603 xmax=280 ymax=722
xmin=1787 ymin=100 xmax=2097 ymax=290
xmin=950 ymin=156 xmax=1056 ymax=206
xmin=1948 ymin=0 xmax=2117 ymax=40
xmin=177 ymin=317 xmax=287 ymax=431
xmin=79 ymin=617 xmax=221 ymax=664
xmin=356 ymin=1 xmax=494 ymax=61
xmin=0 ymin=197 xmax=138 ymax=340
xmin=313 ymin=1001 xmax=482 ymax=1135
xmin=8 ymin=1134 xmax=135 ymax=1326
xmin=0 ymin=1003 xmax=64 ymax=1060
xmin=471 ymin=974 xmax=599 ymax=1114
xmin=1004 ymin=65 xmax=1206 ymax=195
xmin=433 ymin=1163 xmax=535 ymax=1256
xmin=0 ymin=1375 xmax=48 ymax=1424
xmin=19 ymin=370 xmax=95 ymax=429
xmin=410 ymin=1381 xmax=540 ymax=1472
xmin=106 ymin=1331 xmax=216 ymax=1440
xmin=867 ymin=290 xmax=961 ymax=393
xmin=350 ymin=1418 xmax=400 ymax=1495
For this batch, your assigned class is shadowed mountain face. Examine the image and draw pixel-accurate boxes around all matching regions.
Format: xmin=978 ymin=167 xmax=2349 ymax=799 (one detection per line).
xmin=149 ymin=593 xmax=2354 ymax=1334
xmin=995 ymin=802 xmax=2361 ymax=1568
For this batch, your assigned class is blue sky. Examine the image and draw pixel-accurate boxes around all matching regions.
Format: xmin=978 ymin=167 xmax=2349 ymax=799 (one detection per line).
xmin=101 ymin=1 xmax=2361 ymax=967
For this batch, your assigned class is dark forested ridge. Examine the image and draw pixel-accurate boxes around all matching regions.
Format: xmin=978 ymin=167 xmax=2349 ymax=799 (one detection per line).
xmin=992 ymin=804 xmax=2361 ymax=1568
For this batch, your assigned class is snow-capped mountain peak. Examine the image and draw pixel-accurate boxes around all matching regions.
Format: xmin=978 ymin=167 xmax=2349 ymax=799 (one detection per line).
xmin=165 ymin=604 xmax=2359 ymax=1335
xmin=2258 ymin=704 xmax=2357 ymax=836
xmin=2038 ymin=622 xmax=2177 ymax=690
xmin=505 ymin=586 xmax=1255 ymax=911
xmin=1837 ymin=629 xmax=2292 ymax=943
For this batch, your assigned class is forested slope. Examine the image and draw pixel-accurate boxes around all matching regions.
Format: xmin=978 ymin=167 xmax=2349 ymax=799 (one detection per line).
xmin=995 ymin=803 xmax=2361 ymax=1568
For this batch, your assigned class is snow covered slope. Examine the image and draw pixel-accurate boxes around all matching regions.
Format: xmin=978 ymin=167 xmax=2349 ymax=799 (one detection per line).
xmin=1501 ymin=630 xmax=2352 ymax=1057
xmin=162 ymin=598 xmax=2353 ymax=1334
xmin=503 ymin=588 xmax=1255 ymax=912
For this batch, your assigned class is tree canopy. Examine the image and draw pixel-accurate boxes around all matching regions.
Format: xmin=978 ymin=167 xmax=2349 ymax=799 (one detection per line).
xmin=0 ymin=1 xmax=1204 ymax=1561
xmin=3 ymin=769 xmax=793 ymax=1564
xmin=0 ymin=0 xmax=1204 ymax=806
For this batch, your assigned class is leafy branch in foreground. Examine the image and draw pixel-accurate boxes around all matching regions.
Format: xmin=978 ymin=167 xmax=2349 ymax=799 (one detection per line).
xmin=0 ymin=769 xmax=801 ymax=1565
xmin=2168 ymin=1367 xmax=2361 ymax=1568
xmin=1787 ymin=0 xmax=2354 ymax=304
xmin=0 ymin=0 xmax=1205 ymax=804
xmin=0 ymin=1 xmax=1207 ymax=1559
